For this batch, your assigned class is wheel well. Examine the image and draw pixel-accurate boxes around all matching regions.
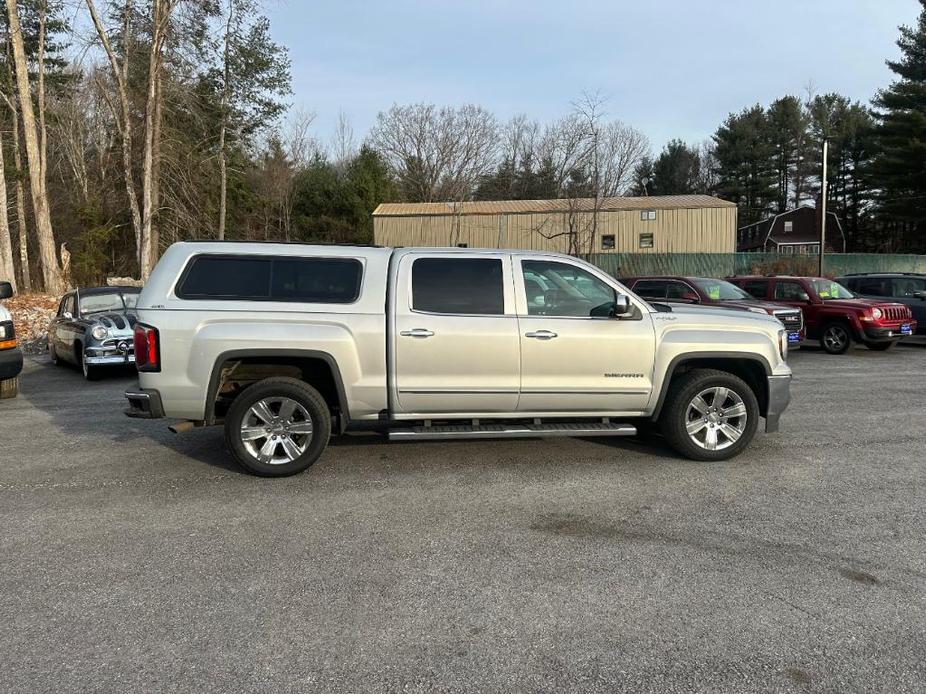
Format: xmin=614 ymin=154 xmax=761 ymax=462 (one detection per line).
xmin=209 ymin=355 xmax=347 ymax=431
xmin=656 ymin=357 xmax=769 ymax=417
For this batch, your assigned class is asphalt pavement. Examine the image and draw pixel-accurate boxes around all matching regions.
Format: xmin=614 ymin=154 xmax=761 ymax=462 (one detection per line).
xmin=1 ymin=342 xmax=925 ymax=693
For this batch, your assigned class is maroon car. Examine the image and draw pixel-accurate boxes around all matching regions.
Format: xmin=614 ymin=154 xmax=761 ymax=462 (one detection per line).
xmin=622 ymin=276 xmax=805 ymax=346
xmin=729 ymin=275 xmax=916 ymax=354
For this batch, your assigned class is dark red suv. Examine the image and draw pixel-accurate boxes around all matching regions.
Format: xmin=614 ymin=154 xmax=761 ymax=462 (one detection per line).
xmin=622 ymin=276 xmax=805 ymax=346
xmin=729 ymin=275 xmax=916 ymax=354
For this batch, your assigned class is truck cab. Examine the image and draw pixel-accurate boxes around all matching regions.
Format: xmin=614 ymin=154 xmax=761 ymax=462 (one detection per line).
xmin=126 ymin=243 xmax=792 ymax=476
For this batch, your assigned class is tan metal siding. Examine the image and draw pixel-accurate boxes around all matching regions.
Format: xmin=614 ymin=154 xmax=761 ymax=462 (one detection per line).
xmin=373 ymin=205 xmax=737 ymax=253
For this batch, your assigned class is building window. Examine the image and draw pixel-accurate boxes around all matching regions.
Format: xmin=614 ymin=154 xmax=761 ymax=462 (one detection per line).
xmin=640 ymin=210 xmax=656 ymax=221
xmin=783 ymin=221 xmax=793 ymax=233
xmin=601 ymin=234 xmax=615 ymax=250
xmin=639 ymin=233 xmax=654 ymax=249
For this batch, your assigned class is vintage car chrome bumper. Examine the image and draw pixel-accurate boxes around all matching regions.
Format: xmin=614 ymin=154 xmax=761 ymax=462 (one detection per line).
xmin=85 ymin=340 xmax=135 ymax=366
xmin=764 ymin=374 xmax=791 ymax=433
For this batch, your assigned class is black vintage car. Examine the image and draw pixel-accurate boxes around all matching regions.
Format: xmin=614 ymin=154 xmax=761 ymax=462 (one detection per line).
xmin=48 ymin=286 xmax=141 ymax=380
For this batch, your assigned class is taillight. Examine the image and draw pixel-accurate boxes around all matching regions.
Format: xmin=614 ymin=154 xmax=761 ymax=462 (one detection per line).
xmin=134 ymin=323 xmax=160 ymax=372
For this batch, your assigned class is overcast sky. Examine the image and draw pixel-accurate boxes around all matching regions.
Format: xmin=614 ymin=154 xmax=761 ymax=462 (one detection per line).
xmin=266 ymin=0 xmax=919 ymax=153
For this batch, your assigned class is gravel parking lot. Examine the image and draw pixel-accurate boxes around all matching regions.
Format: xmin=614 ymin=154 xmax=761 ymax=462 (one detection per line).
xmin=2 ymin=343 xmax=925 ymax=693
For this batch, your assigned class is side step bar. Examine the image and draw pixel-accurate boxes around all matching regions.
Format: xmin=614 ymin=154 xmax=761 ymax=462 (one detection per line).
xmin=388 ymin=422 xmax=637 ymax=441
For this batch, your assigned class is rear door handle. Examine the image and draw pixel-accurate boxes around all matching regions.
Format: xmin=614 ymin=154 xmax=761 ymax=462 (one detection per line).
xmin=525 ymin=330 xmax=558 ymax=340
xmin=400 ymin=328 xmax=435 ymax=338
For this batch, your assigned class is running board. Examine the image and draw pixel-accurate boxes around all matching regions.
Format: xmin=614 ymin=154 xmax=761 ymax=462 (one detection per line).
xmin=388 ymin=422 xmax=637 ymax=441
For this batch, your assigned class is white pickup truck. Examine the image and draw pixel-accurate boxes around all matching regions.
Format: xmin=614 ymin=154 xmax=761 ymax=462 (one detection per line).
xmin=125 ymin=242 xmax=792 ymax=476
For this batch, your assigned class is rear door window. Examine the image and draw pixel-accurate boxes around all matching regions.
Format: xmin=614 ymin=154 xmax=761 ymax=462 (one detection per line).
xmin=631 ymin=280 xmax=668 ymax=299
xmin=177 ymin=255 xmax=362 ymax=303
xmin=741 ymin=280 xmax=768 ymax=299
xmin=412 ymin=258 xmax=504 ymax=315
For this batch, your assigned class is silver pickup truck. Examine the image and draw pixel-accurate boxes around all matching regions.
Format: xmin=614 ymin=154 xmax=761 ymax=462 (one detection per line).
xmin=125 ymin=242 xmax=792 ymax=476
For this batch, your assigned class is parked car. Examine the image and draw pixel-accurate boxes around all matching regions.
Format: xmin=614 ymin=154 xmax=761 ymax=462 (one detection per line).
xmin=0 ymin=280 xmax=23 ymax=398
xmin=729 ymin=275 xmax=916 ymax=354
xmin=621 ymin=276 xmax=804 ymax=347
xmin=125 ymin=242 xmax=792 ymax=476
xmin=48 ymin=286 xmax=140 ymax=380
xmin=838 ymin=273 xmax=926 ymax=334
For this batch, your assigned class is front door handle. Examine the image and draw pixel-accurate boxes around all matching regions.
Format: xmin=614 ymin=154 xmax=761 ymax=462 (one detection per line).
xmin=400 ymin=328 xmax=435 ymax=338
xmin=525 ymin=330 xmax=558 ymax=340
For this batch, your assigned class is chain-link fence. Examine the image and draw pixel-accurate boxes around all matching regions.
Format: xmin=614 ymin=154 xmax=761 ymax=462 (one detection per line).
xmin=582 ymin=253 xmax=926 ymax=279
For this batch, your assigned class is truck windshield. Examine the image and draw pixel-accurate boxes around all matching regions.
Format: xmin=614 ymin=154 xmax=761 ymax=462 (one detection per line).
xmin=811 ymin=279 xmax=855 ymax=300
xmin=691 ymin=279 xmax=751 ymax=301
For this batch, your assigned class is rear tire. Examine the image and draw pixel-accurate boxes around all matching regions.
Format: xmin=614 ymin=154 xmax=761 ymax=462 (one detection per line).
xmin=659 ymin=369 xmax=759 ymax=462
xmin=866 ymin=341 xmax=896 ymax=351
xmin=820 ymin=322 xmax=852 ymax=355
xmin=224 ymin=377 xmax=331 ymax=477
xmin=0 ymin=377 xmax=18 ymax=399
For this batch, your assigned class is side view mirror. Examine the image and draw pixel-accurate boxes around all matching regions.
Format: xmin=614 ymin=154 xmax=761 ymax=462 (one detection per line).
xmin=681 ymin=291 xmax=700 ymax=303
xmin=612 ymin=293 xmax=633 ymax=318
xmin=0 ymin=281 xmax=12 ymax=300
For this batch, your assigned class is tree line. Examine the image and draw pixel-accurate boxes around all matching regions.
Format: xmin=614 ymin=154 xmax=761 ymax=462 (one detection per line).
xmin=0 ymin=0 xmax=925 ymax=292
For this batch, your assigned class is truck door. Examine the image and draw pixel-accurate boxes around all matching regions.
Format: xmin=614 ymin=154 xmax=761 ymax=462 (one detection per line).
xmin=515 ymin=258 xmax=656 ymax=414
xmin=391 ymin=252 xmax=520 ymax=415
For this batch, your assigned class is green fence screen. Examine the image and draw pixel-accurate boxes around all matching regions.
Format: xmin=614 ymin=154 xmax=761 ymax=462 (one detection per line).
xmin=582 ymin=253 xmax=926 ymax=279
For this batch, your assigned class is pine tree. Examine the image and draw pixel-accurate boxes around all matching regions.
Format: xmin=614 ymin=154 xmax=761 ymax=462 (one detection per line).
xmin=712 ymin=105 xmax=776 ymax=225
xmin=871 ymin=0 xmax=926 ymax=251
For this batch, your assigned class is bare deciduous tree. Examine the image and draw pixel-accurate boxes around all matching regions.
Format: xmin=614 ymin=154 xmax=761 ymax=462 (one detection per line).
xmin=5 ymin=0 xmax=63 ymax=293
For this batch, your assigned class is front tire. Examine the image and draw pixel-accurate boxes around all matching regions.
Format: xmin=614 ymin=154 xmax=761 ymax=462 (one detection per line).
xmin=224 ymin=377 xmax=331 ymax=477
xmin=821 ymin=322 xmax=852 ymax=355
xmin=659 ymin=369 xmax=759 ymax=461
xmin=80 ymin=346 xmax=100 ymax=381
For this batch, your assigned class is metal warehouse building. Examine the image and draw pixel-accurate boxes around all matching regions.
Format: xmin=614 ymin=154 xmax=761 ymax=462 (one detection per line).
xmin=372 ymin=194 xmax=737 ymax=253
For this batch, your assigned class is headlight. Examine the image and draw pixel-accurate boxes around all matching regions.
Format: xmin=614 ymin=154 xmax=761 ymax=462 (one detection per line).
xmin=871 ymin=308 xmax=883 ymax=320
xmin=778 ymin=329 xmax=788 ymax=360
xmin=91 ymin=325 xmax=109 ymax=341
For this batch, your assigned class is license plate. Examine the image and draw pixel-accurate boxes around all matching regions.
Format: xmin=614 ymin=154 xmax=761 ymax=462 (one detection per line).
xmin=901 ymin=323 xmax=913 ymax=335
xmin=787 ymin=332 xmax=801 ymax=343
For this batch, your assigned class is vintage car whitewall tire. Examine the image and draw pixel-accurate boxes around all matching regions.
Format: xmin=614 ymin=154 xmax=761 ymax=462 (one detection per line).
xmin=659 ymin=369 xmax=759 ymax=462
xmin=224 ymin=377 xmax=331 ymax=477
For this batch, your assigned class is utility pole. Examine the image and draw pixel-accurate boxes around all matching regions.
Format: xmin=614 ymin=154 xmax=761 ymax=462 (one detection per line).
xmin=819 ymin=139 xmax=828 ymax=277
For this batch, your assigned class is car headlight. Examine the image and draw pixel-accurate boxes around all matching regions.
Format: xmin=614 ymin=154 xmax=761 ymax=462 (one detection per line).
xmin=91 ymin=325 xmax=109 ymax=341
xmin=871 ymin=308 xmax=883 ymax=320
xmin=778 ymin=329 xmax=788 ymax=360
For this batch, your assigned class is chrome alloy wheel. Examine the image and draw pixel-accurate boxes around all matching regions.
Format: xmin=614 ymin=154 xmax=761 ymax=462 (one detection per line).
xmin=239 ymin=397 xmax=314 ymax=465
xmin=823 ymin=325 xmax=849 ymax=352
xmin=685 ymin=386 xmax=748 ymax=451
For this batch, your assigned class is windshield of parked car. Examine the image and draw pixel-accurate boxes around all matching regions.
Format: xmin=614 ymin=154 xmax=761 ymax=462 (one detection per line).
xmin=811 ymin=279 xmax=855 ymax=300
xmin=80 ymin=292 xmax=136 ymax=315
xmin=691 ymin=279 xmax=751 ymax=301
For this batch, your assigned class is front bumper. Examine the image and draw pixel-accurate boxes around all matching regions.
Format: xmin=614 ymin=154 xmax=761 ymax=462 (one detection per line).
xmin=0 ymin=346 xmax=23 ymax=380
xmin=85 ymin=342 xmax=135 ymax=366
xmin=863 ymin=321 xmax=917 ymax=341
xmin=125 ymin=388 xmax=165 ymax=419
xmin=764 ymin=374 xmax=791 ymax=433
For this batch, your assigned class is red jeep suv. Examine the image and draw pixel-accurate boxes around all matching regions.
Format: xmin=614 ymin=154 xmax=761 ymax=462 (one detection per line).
xmin=729 ymin=275 xmax=916 ymax=354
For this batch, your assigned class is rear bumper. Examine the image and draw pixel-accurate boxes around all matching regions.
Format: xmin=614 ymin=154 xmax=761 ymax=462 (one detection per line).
xmin=125 ymin=388 xmax=165 ymax=419
xmin=764 ymin=374 xmax=791 ymax=433
xmin=0 ymin=347 xmax=23 ymax=380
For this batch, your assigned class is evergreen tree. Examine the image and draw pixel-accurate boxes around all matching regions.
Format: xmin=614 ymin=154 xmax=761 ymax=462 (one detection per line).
xmin=870 ymin=0 xmax=926 ymax=251
xmin=649 ymin=139 xmax=701 ymax=195
xmin=712 ymin=105 xmax=777 ymax=225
